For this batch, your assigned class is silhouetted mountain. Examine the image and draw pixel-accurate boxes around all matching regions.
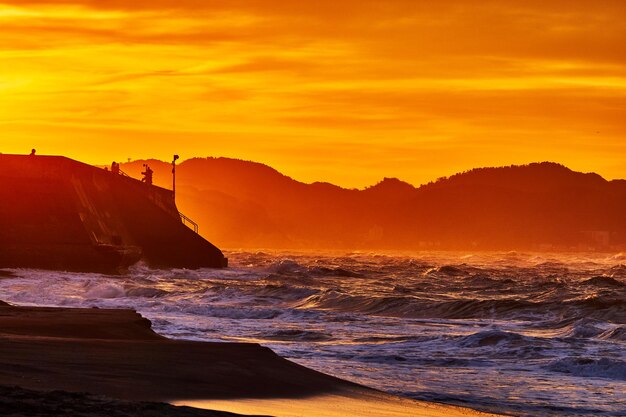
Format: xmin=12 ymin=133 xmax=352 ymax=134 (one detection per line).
xmin=120 ymin=159 xmax=626 ymax=251
xmin=364 ymin=178 xmax=417 ymax=202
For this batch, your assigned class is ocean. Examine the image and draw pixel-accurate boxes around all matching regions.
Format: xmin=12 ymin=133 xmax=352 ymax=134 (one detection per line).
xmin=1 ymin=251 xmax=625 ymax=416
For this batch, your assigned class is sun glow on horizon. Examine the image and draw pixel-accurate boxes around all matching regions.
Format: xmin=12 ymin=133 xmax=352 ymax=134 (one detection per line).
xmin=0 ymin=1 xmax=624 ymax=188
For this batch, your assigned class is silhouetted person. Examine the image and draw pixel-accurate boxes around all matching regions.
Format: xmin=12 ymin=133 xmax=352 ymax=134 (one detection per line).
xmin=30 ymin=149 xmax=36 ymax=156
xmin=111 ymin=161 xmax=120 ymax=175
xmin=141 ymin=164 xmax=153 ymax=185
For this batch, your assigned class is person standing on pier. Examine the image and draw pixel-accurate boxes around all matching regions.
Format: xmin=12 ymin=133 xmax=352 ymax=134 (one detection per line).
xmin=141 ymin=164 xmax=153 ymax=185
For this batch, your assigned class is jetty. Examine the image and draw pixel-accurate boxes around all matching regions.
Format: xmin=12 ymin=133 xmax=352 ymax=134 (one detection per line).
xmin=0 ymin=154 xmax=227 ymax=272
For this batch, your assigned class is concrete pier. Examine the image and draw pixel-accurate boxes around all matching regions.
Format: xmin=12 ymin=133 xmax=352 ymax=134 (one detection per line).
xmin=0 ymin=154 xmax=227 ymax=272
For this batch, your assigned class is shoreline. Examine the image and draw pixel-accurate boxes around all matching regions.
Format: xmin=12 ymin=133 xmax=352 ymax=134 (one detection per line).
xmin=0 ymin=301 xmax=506 ymax=416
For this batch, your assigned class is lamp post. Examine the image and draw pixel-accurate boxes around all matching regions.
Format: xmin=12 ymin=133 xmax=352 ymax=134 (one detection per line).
xmin=172 ymin=154 xmax=179 ymax=201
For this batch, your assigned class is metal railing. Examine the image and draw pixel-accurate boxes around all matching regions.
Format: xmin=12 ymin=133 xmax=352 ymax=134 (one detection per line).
xmin=118 ymin=169 xmax=131 ymax=178
xmin=179 ymin=212 xmax=199 ymax=233
xmin=107 ymin=165 xmax=198 ymax=233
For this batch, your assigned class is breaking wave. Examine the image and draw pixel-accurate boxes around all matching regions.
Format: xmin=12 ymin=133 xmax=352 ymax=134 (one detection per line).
xmin=458 ymin=330 xmax=528 ymax=348
xmin=295 ymin=293 xmax=626 ymax=323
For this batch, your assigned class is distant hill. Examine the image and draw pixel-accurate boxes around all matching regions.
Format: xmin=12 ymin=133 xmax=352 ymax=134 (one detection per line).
xmin=120 ymin=159 xmax=626 ymax=251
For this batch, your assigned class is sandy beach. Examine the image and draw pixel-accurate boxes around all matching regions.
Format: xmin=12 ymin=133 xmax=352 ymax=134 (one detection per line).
xmin=0 ymin=301 xmax=505 ymax=416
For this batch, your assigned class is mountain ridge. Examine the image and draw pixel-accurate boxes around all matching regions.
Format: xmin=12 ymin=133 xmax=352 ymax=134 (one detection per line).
xmin=119 ymin=158 xmax=626 ymax=251
xmin=122 ymin=158 xmax=622 ymax=191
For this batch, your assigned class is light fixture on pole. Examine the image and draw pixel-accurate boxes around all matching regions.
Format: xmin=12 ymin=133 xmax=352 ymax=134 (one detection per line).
xmin=172 ymin=154 xmax=179 ymax=201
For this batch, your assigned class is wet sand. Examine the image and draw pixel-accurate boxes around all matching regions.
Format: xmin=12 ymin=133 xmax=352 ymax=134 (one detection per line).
xmin=0 ymin=301 xmax=505 ymax=416
xmin=177 ymin=388 xmax=503 ymax=417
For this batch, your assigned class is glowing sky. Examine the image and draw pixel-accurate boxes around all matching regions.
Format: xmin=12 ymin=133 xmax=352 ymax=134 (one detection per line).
xmin=1 ymin=1 xmax=624 ymax=187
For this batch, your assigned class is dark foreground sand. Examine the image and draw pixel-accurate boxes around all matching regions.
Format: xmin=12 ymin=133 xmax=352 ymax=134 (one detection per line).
xmin=0 ymin=385 xmax=258 ymax=417
xmin=0 ymin=301 xmax=504 ymax=416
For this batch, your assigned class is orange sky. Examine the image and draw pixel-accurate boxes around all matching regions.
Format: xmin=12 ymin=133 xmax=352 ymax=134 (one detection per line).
xmin=0 ymin=1 xmax=624 ymax=188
